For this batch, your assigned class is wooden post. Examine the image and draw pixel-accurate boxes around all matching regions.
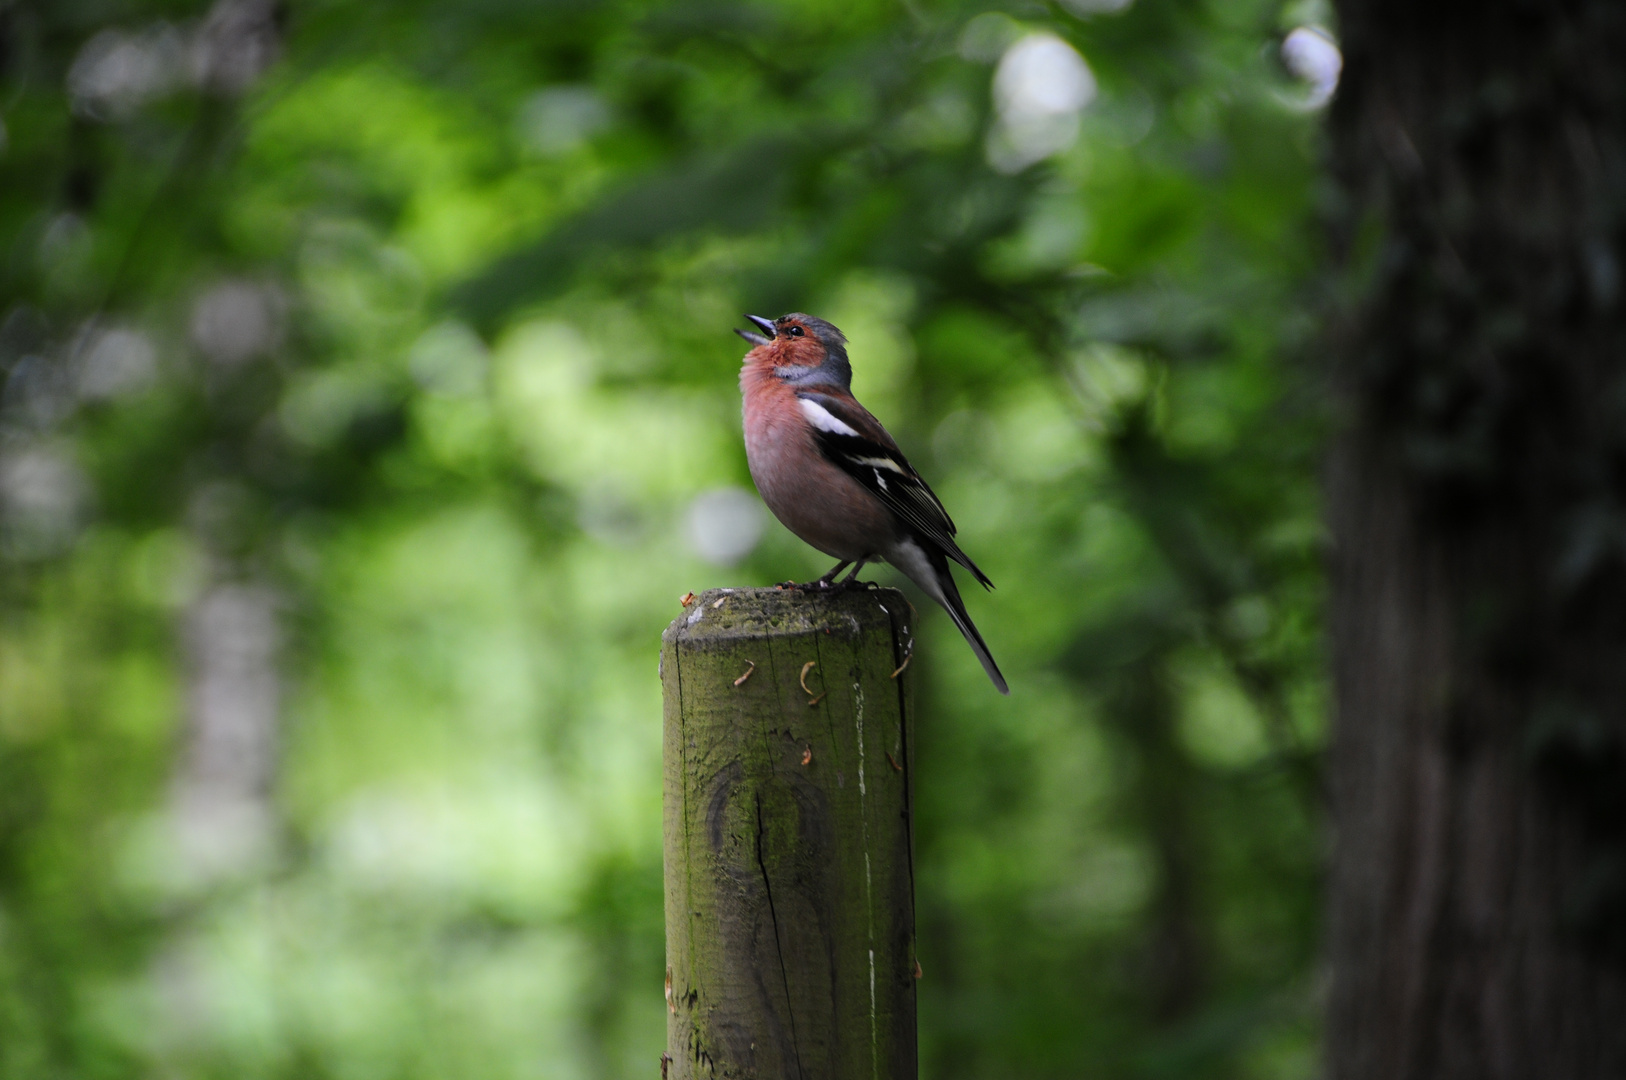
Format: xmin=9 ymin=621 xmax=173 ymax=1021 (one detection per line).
xmin=661 ymin=586 xmax=917 ymax=1080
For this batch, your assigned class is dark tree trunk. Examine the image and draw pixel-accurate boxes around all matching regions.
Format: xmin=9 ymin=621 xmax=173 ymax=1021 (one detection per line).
xmin=1326 ymin=2 xmax=1626 ymax=1077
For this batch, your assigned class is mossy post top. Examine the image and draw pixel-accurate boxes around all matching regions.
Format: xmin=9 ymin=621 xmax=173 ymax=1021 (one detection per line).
xmin=663 ymin=585 xmax=913 ymax=646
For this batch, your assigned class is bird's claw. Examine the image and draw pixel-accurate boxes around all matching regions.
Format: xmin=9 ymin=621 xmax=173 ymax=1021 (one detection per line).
xmin=777 ymin=574 xmax=874 ymax=592
xmin=826 ymin=577 xmax=877 ymax=592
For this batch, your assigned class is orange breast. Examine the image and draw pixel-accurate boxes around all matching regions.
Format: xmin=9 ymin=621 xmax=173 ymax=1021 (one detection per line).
xmin=740 ymin=364 xmax=897 ymax=560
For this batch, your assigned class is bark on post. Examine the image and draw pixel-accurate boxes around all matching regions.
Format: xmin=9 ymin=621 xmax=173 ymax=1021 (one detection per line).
xmin=661 ymin=586 xmax=917 ymax=1080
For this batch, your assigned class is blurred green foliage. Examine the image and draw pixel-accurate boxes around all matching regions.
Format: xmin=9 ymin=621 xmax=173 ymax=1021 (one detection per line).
xmin=0 ymin=0 xmax=1332 ymax=1076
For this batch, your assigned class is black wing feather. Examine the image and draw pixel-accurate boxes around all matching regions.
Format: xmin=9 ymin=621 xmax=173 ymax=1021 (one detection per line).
xmin=803 ymin=403 xmax=994 ymax=589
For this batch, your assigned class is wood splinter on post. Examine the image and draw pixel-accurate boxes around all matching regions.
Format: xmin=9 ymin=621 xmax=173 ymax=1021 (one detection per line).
xmin=889 ymin=638 xmax=913 ymax=680
xmin=661 ymin=586 xmax=917 ymax=1079
xmin=799 ymin=659 xmax=826 ymax=705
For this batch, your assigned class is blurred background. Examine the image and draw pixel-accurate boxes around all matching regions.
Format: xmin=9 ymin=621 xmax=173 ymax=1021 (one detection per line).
xmin=0 ymin=0 xmax=1337 ymax=1076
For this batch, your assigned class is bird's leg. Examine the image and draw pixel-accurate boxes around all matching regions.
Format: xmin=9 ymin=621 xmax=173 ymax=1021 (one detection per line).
xmin=835 ymin=558 xmax=872 ymax=589
xmin=781 ymin=560 xmax=850 ymax=590
xmin=817 ymin=559 xmax=852 ymax=586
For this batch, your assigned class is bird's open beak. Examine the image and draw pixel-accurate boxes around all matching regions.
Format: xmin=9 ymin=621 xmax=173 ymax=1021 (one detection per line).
xmin=735 ymin=314 xmax=777 ymax=347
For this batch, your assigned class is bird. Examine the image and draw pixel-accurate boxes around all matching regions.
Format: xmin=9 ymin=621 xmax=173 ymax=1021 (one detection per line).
xmin=735 ymin=312 xmax=1008 ymax=694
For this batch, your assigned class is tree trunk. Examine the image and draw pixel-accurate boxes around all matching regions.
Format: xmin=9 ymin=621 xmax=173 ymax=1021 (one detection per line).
xmin=1326 ymin=2 xmax=1626 ymax=1076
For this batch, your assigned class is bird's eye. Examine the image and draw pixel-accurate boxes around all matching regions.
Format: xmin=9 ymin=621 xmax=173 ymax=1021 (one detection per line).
xmin=786 ymin=325 xmax=804 ymax=337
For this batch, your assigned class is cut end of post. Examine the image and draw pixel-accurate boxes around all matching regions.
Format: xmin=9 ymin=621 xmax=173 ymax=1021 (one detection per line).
xmin=663 ymin=585 xmax=911 ymax=649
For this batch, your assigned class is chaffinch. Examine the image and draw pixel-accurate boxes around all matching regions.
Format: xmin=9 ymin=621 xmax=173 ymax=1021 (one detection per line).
xmin=736 ymin=312 xmax=1008 ymax=695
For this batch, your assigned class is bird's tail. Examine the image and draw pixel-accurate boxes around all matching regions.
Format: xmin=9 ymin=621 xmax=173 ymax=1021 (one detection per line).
xmin=889 ymin=538 xmax=1009 ymax=694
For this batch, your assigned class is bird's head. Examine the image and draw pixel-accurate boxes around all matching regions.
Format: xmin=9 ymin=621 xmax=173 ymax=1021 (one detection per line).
xmin=735 ymin=313 xmax=852 ymax=390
